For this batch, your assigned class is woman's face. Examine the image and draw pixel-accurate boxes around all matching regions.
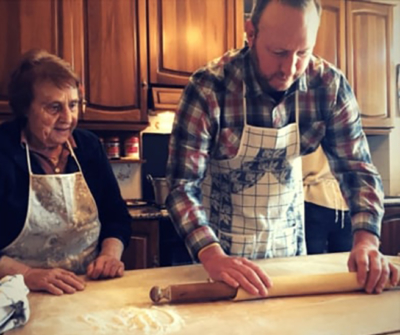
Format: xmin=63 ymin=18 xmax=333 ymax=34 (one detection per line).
xmin=26 ymin=81 xmax=79 ymax=149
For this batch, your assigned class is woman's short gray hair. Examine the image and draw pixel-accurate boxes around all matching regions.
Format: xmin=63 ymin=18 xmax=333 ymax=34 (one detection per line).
xmin=8 ymin=49 xmax=81 ymax=122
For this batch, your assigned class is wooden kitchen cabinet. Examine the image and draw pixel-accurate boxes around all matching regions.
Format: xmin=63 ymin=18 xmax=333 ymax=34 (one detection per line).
xmin=148 ymin=0 xmax=244 ymax=86
xmin=314 ymin=0 xmax=346 ymax=72
xmin=121 ymin=219 xmax=160 ymax=270
xmin=0 ymin=0 xmax=66 ymax=116
xmin=346 ymin=0 xmax=394 ymax=131
xmin=147 ymin=0 xmax=244 ymax=109
xmin=315 ymin=0 xmax=395 ymax=133
xmin=78 ymin=0 xmax=149 ymax=126
xmin=380 ymin=205 xmax=400 ymax=256
xmin=0 ymin=0 xmax=149 ymax=129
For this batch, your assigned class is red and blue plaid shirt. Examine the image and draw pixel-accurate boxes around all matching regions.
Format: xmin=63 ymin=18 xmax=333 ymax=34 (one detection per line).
xmin=166 ymin=47 xmax=384 ymax=260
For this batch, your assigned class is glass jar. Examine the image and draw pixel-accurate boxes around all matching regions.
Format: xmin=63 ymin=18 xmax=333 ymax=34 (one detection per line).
xmin=124 ymin=135 xmax=140 ymax=159
xmin=105 ymin=136 xmax=120 ymax=159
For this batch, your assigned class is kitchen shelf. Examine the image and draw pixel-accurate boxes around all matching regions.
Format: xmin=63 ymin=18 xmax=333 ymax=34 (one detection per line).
xmin=109 ymin=158 xmax=146 ymax=164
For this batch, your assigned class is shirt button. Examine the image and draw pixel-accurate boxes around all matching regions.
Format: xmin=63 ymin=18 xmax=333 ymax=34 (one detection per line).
xmin=55 ymin=167 xmax=60 ymax=173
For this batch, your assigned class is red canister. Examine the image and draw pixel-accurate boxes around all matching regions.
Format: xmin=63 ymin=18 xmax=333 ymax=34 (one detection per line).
xmin=124 ymin=136 xmax=140 ymax=159
xmin=105 ymin=136 xmax=120 ymax=159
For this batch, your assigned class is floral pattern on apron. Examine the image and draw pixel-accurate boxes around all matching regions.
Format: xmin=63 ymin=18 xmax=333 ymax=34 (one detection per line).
xmin=202 ymin=87 xmax=306 ymax=259
xmin=1 ymin=142 xmax=101 ymax=274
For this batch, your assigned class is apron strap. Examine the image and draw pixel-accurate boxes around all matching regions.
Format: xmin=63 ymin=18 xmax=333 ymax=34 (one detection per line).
xmin=65 ymin=140 xmax=84 ymax=172
xmin=295 ymin=91 xmax=300 ymax=154
xmin=243 ymin=84 xmax=248 ymax=126
xmin=24 ymin=143 xmax=33 ymax=175
xmin=25 ymin=140 xmax=83 ymax=175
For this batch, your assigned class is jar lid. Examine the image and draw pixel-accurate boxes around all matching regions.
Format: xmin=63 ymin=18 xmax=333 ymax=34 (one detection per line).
xmin=107 ymin=136 xmax=120 ymax=141
xmin=125 ymin=136 xmax=139 ymax=143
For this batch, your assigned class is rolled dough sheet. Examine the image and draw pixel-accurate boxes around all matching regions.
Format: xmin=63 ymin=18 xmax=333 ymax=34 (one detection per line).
xmin=234 ymin=272 xmax=398 ymax=301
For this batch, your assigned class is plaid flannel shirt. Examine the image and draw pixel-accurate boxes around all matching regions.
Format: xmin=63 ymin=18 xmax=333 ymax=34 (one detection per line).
xmin=166 ymin=46 xmax=384 ymax=260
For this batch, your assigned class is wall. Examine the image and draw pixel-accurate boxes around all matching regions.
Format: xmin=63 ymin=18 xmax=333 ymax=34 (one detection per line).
xmin=368 ymin=3 xmax=400 ymax=196
xmin=111 ymin=163 xmax=142 ymax=200
xmin=112 ymin=112 xmax=175 ymax=200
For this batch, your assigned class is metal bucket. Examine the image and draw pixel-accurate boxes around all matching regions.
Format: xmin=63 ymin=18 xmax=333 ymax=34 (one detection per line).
xmin=147 ymin=174 xmax=170 ymax=206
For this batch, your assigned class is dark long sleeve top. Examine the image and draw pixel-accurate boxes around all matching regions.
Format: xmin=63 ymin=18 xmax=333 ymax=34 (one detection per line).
xmin=0 ymin=119 xmax=132 ymax=251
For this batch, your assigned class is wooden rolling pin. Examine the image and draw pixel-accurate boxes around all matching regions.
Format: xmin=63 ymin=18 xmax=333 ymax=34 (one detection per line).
xmin=149 ymin=272 xmax=400 ymax=304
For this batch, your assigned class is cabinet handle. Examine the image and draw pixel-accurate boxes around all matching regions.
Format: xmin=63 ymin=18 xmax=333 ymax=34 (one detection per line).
xmin=141 ymin=81 xmax=148 ymax=88
xmin=82 ymin=99 xmax=87 ymax=114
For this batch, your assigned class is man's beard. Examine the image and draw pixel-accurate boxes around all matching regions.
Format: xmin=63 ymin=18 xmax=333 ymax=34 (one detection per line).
xmin=249 ymin=45 xmax=294 ymax=93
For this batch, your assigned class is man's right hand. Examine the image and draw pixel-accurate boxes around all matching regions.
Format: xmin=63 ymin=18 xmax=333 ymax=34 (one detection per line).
xmin=24 ymin=268 xmax=86 ymax=295
xmin=198 ymin=244 xmax=272 ymax=296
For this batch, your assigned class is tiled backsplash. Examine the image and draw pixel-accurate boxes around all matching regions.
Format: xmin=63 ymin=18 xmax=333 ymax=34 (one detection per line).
xmin=111 ymin=163 xmax=142 ymax=200
xmin=112 ymin=112 xmax=174 ymax=200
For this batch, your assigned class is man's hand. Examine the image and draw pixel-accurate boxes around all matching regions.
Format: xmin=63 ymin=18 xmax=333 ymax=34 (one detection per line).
xmin=348 ymin=230 xmax=399 ymax=293
xmin=198 ymin=244 xmax=272 ymax=296
xmin=24 ymin=268 xmax=86 ymax=295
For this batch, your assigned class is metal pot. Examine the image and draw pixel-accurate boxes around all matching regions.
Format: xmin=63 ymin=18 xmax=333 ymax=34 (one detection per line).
xmin=147 ymin=174 xmax=170 ymax=206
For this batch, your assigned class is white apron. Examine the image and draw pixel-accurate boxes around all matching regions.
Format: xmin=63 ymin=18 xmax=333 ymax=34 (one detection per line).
xmin=202 ymin=86 xmax=306 ymax=259
xmin=1 ymin=142 xmax=101 ymax=274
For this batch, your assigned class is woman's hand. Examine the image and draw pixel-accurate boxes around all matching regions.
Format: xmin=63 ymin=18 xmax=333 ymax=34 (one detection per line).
xmin=86 ymin=255 xmax=124 ymax=279
xmin=24 ymin=268 xmax=86 ymax=295
xmin=199 ymin=244 xmax=272 ymax=296
xmin=86 ymin=237 xmax=125 ymax=279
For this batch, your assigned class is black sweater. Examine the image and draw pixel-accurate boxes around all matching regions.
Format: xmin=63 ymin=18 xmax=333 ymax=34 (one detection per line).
xmin=0 ymin=119 xmax=132 ymax=251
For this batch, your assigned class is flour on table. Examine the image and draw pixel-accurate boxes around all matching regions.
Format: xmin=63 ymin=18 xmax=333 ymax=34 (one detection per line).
xmin=80 ymin=306 xmax=184 ymax=334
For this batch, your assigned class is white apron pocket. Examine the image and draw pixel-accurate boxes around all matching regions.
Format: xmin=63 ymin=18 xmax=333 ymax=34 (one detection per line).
xmin=218 ymin=230 xmax=256 ymax=258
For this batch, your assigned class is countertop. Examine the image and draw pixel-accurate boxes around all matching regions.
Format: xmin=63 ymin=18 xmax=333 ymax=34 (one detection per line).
xmin=384 ymin=196 xmax=400 ymax=207
xmin=7 ymin=253 xmax=400 ymax=335
xmin=128 ymin=206 xmax=169 ymax=220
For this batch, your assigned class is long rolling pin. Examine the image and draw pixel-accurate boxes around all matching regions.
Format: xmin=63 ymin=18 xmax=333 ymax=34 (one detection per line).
xmin=150 ymin=272 xmax=400 ymax=304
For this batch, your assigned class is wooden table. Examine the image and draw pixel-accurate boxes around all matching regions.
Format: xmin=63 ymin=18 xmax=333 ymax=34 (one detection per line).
xmin=7 ymin=253 xmax=400 ymax=335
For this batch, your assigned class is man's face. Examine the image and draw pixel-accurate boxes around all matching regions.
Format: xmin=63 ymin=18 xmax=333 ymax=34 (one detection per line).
xmin=26 ymin=81 xmax=79 ymax=149
xmin=245 ymin=0 xmax=320 ymax=92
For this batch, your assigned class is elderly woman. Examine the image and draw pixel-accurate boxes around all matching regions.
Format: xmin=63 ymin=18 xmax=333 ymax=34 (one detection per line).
xmin=0 ymin=49 xmax=132 ymax=295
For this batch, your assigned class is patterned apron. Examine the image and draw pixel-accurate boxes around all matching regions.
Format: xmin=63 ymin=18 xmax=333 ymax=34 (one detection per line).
xmin=202 ymin=86 xmax=306 ymax=259
xmin=1 ymin=142 xmax=101 ymax=274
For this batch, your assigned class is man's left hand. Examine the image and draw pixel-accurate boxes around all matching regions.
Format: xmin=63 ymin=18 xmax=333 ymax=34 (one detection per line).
xmin=348 ymin=230 xmax=399 ymax=293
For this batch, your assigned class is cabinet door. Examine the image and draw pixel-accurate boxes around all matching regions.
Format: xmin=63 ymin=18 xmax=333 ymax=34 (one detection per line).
xmin=346 ymin=1 xmax=394 ymax=129
xmin=0 ymin=0 xmax=62 ymax=115
xmin=148 ymin=0 xmax=244 ymax=87
xmin=80 ymin=0 xmax=148 ymax=123
xmin=314 ymin=0 xmax=346 ymax=72
xmin=121 ymin=220 xmax=160 ymax=270
xmin=380 ymin=206 xmax=400 ymax=256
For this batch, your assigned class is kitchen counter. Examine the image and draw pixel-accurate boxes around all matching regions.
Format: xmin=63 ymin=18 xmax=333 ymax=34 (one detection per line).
xmin=128 ymin=206 xmax=169 ymax=220
xmin=7 ymin=253 xmax=400 ymax=335
xmin=384 ymin=196 xmax=400 ymax=207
